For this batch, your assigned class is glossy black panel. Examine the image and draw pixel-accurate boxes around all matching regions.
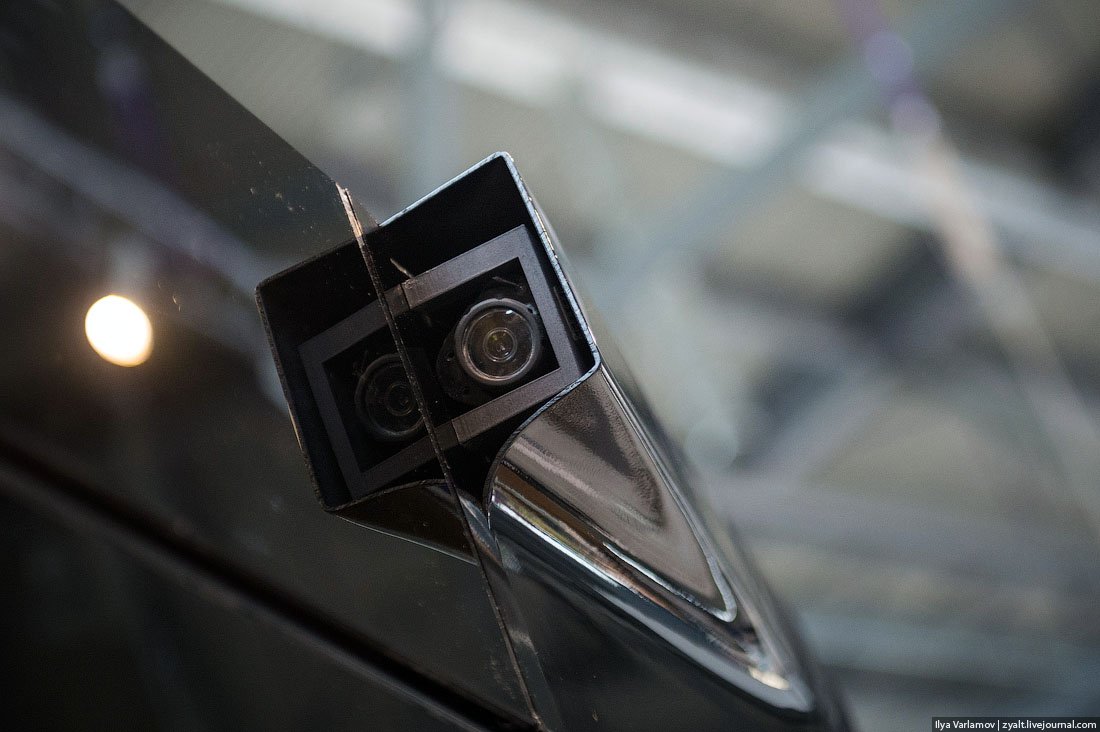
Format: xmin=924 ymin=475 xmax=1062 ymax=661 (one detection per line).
xmin=0 ymin=0 xmax=348 ymax=258
xmin=0 ymin=494 xmax=476 ymax=732
xmin=0 ymin=0 xmax=528 ymax=720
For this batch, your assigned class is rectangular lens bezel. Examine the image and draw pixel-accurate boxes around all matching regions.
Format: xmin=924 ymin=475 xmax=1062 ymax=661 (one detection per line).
xmin=299 ymin=225 xmax=583 ymax=500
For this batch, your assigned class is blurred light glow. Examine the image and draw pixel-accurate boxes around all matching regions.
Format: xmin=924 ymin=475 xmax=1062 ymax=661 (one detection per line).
xmin=85 ymin=294 xmax=153 ymax=367
xmin=218 ymin=0 xmax=784 ymax=166
xmin=229 ymin=0 xmax=421 ymax=57
xmin=211 ymin=0 xmax=1100 ymax=285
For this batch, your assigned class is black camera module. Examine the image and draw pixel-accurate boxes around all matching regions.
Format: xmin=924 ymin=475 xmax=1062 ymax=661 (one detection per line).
xmin=258 ymin=156 xmax=593 ymax=506
xmin=455 ymin=297 xmax=543 ymax=388
xmin=355 ymin=353 xmax=424 ymax=442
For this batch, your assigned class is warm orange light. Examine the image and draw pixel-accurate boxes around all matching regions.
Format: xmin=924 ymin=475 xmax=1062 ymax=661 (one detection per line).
xmin=85 ymin=294 xmax=153 ymax=367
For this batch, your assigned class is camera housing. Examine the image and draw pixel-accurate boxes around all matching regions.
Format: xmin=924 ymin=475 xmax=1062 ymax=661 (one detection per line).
xmin=256 ymin=153 xmax=846 ymax=730
xmin=257 ymin=155 xmax=593 ymax=508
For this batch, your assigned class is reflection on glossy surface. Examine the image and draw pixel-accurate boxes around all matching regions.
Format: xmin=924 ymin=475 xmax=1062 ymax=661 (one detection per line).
xmin=483 ymin=366 xmax=830 ymax=721
xmin=500 ymin=369 xmax=726 ymax=611
xmin=85 ymin=294 xmax=153 ymax=367
xmin=337 ymin=480 xmax=476 ymax=563
xmin=0 ymin=492 xmax=474 ymax=732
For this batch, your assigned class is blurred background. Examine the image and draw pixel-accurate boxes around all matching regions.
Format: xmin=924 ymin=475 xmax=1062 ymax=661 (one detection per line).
xmin=6 ymin=0 xmax=1100 ymax=727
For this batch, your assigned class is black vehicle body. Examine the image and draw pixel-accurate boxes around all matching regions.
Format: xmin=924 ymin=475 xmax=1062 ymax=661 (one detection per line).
xmin=0 ymin=2 xmax=848 ymax=729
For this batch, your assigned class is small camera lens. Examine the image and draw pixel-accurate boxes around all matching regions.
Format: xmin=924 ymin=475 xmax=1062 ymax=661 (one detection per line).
xmin=355 ymin=354 xmax=423 ymax=441
xmin=455 ymin=297 xmax=542 ymax=387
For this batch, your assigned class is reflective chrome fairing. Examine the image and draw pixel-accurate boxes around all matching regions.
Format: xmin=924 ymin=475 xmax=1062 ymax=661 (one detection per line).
xmin=496 ymin=368 xmax=726 ymax=611
xmin=487 ymin=367 xmax=812 ymax=710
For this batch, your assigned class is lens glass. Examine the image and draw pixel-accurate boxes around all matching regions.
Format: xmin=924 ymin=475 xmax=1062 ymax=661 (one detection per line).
xmin=356 ymin=355 xmax=423 ymax=440
xmin=458 ymin=302 xmax=540 ymax=385
xmin=484 ymin=327 xmax=518 ymax=362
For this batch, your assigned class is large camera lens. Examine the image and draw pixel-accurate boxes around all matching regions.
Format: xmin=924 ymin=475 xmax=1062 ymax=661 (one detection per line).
xmin=455 ymin=297 xmax=542 ymax=387
xmin=355 ymin=354 xmax=423 ymax=441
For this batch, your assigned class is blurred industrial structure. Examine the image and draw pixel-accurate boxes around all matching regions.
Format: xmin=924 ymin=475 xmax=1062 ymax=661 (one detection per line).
xmin=6 ymin=0 xmax=1100 ymax=727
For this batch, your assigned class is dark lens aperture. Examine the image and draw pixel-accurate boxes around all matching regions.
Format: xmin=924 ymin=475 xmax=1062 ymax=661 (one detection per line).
xmin=456 ymin=297 xmax=542 ymax=387
xmin=355 ymin=353 xmax=423 ymax=441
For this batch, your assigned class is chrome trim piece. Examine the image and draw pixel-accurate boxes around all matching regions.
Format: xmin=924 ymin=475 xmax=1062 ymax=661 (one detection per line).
xmin=484 ymin=366 xmax=814 ymax=713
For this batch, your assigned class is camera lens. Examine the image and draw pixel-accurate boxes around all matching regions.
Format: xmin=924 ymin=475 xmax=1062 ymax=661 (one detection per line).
xmin=355 ymin=354 xmax=423 ymax=441
xmin=455 ymin=297 xmax=542 ymax=387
